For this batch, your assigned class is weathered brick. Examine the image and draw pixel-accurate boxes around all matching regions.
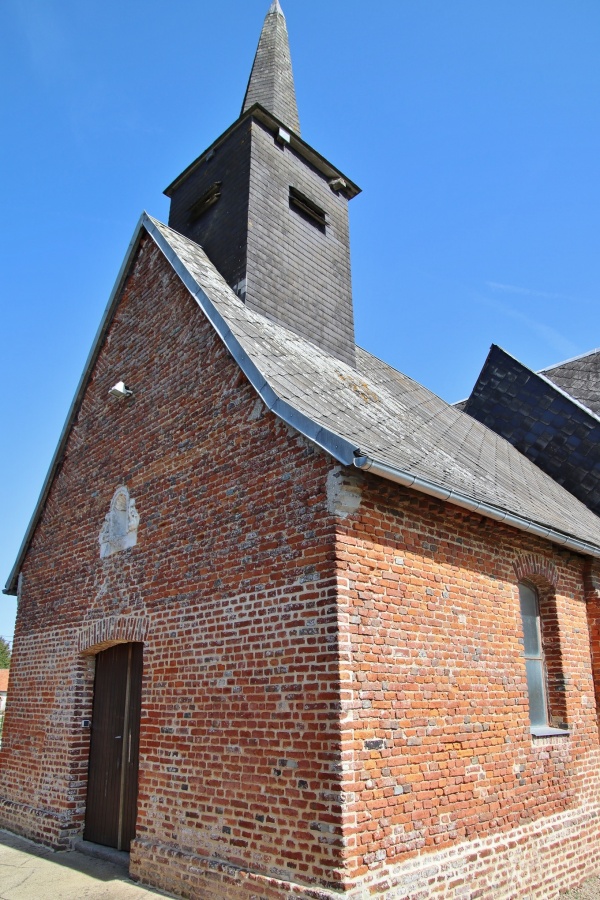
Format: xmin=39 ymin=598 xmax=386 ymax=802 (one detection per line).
xmin=1 ymin=239 xmax=600 ymax=900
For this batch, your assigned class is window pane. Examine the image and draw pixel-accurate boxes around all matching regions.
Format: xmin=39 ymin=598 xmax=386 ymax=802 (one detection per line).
xmin=519 ymin=583 xmax=541 ymax=656
xmin=525 ymin=658 xmax=547 ymax=726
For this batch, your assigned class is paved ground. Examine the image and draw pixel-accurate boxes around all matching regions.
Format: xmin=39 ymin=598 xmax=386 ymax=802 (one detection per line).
xmin=1 ymin=827 xmax=599 ymax=899
xmin=0 ymin=830 xmax=176 ymax=899
xmin=560 ymin=876 xmax=600 ymax=899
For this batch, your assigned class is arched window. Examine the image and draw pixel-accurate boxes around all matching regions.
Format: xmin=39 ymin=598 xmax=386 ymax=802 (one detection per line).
xmin=518 ymin=580 xmax=568 ymax=733
xmin=518 ymin=582 xmax=547 ymax=727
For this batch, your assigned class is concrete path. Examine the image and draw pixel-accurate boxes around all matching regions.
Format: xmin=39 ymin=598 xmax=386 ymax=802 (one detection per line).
xmin=0 ymin=830 xmax=176 ymax=899
xmin=560 ymin=876 xmax=600 ymax=899
xmin=1 ymin=827 xmax=599 ymax=899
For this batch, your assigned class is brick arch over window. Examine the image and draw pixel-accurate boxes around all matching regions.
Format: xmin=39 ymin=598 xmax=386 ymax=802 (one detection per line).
xmin=78 ymin=616 xmax=150 ymax=655
xmin=513 ymin=554 xmax=559 ymax=589
xmin=514 ymin=557 xmax=567 ymax=729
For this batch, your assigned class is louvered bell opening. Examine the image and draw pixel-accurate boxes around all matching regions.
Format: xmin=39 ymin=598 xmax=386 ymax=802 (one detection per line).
xmin=188 ymin=182 xmax=222 ymax=224
xmin=289 ymin=186 xmax=326 ymax=233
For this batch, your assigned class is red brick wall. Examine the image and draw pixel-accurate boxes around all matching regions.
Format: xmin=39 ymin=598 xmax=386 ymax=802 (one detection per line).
xmin=334 ymin=475 xmax=600 ymax=896
xmin=585 ymin=560 xmax=600 ymax=732
xmin=0 ymin=236 xmax=346 ymax=890
xmin=1 ymin=234 xmax=600 ymax=899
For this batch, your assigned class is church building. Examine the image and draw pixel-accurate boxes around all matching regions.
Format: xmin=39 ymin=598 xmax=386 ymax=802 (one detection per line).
xmin=2 ymin=4 xmax=600 ymax=898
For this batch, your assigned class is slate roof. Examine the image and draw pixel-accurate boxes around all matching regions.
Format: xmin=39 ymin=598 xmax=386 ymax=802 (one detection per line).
xmin=242 ymin=0 xmax=300 ymax=135
xmin=541 ymin=349 xmax=600 ymax=415
xmin=463 ymin=345 xmax=600 ymax=517
xmin=6 ymin=216 xmax=600 ymax=596
xmin=150 ymin=218 xmax=600 ymax=552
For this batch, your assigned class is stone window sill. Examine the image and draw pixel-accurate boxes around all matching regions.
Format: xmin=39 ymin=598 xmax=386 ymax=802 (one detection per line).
xmin=530 ymin=726 xmax=571 ymax=738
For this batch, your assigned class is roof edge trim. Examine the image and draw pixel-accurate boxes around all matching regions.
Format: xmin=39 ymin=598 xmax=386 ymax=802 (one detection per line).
xmin=4 ymin=213 xmax=150 ymax=596
xmin=540 ymin=346 xmax=600 ymax=373
xmin=142 ymin=216 xmax=358 ymax=466
xmin=492 ymin=344 xmax=600 ymax=425
xmin=354 ymin=455 xmax=600 ymax=560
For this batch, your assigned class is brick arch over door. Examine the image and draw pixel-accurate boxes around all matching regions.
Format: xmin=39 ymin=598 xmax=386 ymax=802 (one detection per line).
xmin=78 ymin=616 xmax=149 ymax=655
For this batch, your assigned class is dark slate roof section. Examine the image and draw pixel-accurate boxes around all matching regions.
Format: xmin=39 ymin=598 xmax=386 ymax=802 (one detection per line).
xmin=242 ymin=1 xmax=300 ymax=135
xmin=463 ymin=345 xmax=600 ymax=516
xmin=6 ymin=218 xmax=600 ymax=595
xmin=541 ymin=348 xmax=600 ymax=415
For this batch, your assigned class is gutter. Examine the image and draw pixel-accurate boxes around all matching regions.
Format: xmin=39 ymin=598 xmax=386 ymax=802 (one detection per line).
xmin=354 ymin=455 xmax=600 ymax=560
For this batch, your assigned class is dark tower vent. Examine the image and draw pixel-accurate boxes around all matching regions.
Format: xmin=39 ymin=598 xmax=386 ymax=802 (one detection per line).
xmin=289 ymin=187 xmax=327 ymax=232
xmin=188 ymin=182 xmax=222 ymax=224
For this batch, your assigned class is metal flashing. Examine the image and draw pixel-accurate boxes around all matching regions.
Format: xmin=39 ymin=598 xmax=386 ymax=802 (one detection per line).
xmin=353 ymin=455 xmax=600 ymax=560
xmin=540 ymin=347 xmax=600 ymax=373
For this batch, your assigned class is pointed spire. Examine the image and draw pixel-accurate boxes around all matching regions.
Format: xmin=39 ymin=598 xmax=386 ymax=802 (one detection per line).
xmin=242 ymin=1 xmax=300 ymax=135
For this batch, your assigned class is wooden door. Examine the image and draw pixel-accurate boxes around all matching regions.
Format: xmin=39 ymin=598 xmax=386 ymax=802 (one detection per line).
xmin=84 ymin=642 xmax=143 ymax=851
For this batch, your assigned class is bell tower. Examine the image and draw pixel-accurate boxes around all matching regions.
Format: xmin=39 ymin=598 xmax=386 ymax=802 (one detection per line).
xmin=165 ymin=1 xmax=360 ymax=367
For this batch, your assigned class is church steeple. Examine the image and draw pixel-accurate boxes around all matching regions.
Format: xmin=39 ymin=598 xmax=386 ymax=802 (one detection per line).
xmin=242 ymin=0 xmax=300 ymax=135
xmin=165 ymin=2 xmax=360 ymax=367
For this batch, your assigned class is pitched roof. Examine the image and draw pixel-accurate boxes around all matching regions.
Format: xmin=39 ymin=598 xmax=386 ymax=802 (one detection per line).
xmin=541 ymin=348 xmax=600 ymax=415
xmin=6 ymin=215 xmax=600 ymax=595
xmin=151 ymin=219 xmax=600 ymax=551
xmin=242 ymin=1 xmax=300 ymax=134
xmin=463 ymin=345 xmax=600 ymax=517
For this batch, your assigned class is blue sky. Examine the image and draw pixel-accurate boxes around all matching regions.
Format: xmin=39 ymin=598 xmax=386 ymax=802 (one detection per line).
xmin=1 ymin=0 xmax=599 ymax=644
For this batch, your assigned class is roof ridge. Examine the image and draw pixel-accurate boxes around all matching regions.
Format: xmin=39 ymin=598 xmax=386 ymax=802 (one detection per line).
xmin=539 ymin=347 xmax=600 ymax=372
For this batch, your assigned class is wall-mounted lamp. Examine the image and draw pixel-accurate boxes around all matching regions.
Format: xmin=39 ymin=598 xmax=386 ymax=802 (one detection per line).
xmin=108 ymin=380 xmax=133 ymax=400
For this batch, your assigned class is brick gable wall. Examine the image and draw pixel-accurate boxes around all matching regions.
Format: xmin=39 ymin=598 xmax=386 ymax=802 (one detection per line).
xmin=0 ymin=237 xmax=348 ymax=890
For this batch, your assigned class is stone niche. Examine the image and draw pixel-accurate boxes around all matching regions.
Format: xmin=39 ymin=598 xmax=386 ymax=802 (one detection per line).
xmin=99 ymin=485 xmax=139 ymax=558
